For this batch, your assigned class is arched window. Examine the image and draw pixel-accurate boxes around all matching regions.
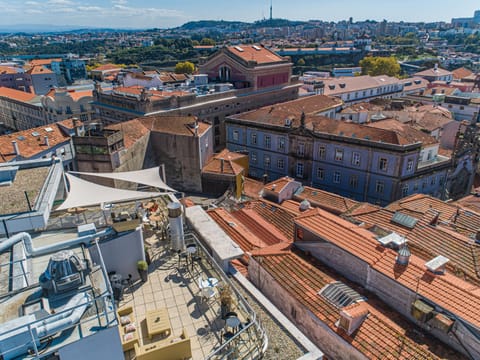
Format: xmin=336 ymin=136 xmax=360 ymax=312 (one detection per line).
xmin=218 ymin=66 xmax=231 ymax=81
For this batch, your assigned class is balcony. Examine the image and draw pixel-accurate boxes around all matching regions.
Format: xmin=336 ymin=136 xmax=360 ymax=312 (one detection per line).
xmin=121 ymin=231 xmax=267 ymax=360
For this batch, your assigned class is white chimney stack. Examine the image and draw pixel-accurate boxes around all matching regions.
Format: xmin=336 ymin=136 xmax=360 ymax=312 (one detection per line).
xmin=12 ymin=141 xmax=20 ymax=155
xmin=44 ymin=136 xmax=50 ymax=147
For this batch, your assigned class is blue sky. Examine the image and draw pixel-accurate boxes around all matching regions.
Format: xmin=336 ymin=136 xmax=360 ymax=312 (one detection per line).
xmin=3 ymin=0 xmax=478 ymax=29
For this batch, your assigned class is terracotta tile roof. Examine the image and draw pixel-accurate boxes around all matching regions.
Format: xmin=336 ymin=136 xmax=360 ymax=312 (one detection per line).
xmin=423 ymin=86 xmax=458 ymax=96
xmin=372 ymin=251 xmax=480 ymax=328
xmin=294 ymin=186 xmax=359 ymax=215
xmin=413 ymin=105 xmax=452 ymax=118
xmin=322 ymin=75 xmax=401 ymax=96
xmin=296 ymin=208 xmax=480 ymax=329
xmin=256 ymin=250 xmax=462 ymax=359
xmin=203 ymin=149 xmax=247 ymax=176
xmin=92 ymin=63 xmax=122 ymax=72
xmin=230 ymin=94 xmax=342 ymax=127
xmin=0 ymin=120 xmax=78 ymax=162
xmin=365 ymin=119 xmax=438 ymax=146
xmin=452 ymin=67 xmax=473 ymax=80
xmin=386 ymin=194 xmax=480 ymax=237
xmin=233 ymin=107 xmax=438 ymax=146
xmin=262 ymin=177 xmax=294 ymax=195
xmin=414 ymin=112 xmax=453 ymax=132
xmin=454 ymin=194 xmax=480 ymax=214
xmin=0 ymin=65 xmax=19 ymax=75
xmin=104 ymin=119 xmax=150 ymax=149
xmin=341 ymin=301 xmax=369 ymax=318
xmin=414 ymin=67 xmax=452 ymax=77
xmin=345 ymin=200 xmax=480 ymax=284
xmin=0 ymin=86 xmax=38 ymax=103
xmin=26 ymin=65 xmax=53 ymax=75
xmin=138 ymin=115 xmax=210 ymax=137
xmin=295 ymin=208 xmax=387 ymax=265
xmin=242 ymin=177 xmax=264 ymax=199
xmin=278 ymin=199 xmax=303 ymax=215
xmin=401 ymin=77 xmax=429 ymax=91
xmin=207 ymin=208 xmax=267 ymax=252
xmin=29 ymin=58 xmax=61 ymax=66
xmin=202 ymin=157 xmax=244 ymax=176
xmin=236 ymin=200 xmax=295 ymax=241
xmin=226 ymin=45 xmax=285 ymax=65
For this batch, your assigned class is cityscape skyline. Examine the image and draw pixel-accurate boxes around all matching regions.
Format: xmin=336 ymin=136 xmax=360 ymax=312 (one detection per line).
xmin=0 ymin=0 xmax=478 ymax=30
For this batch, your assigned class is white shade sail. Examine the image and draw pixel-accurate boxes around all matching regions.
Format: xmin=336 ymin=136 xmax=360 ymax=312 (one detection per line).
xmin=70 ymin=167 xmax=176 ymax=192
xmin=56 ymin=173 xmax=162 ymax=211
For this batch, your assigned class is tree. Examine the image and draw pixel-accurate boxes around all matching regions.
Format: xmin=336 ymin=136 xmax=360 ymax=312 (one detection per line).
xmin=297 ymin=58 xmax=305 ymax=66
xmin=200 ymin=37 xmax=216 ymax=46
xmin=175 ymin=61 xmax=195 ymax=74
xmin=359 ymin=56 xmax=401 ymax=77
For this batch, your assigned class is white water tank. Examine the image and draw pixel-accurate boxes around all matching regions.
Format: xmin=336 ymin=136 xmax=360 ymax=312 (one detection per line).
xmin=168 ymin=202 xmax=184 ymax=251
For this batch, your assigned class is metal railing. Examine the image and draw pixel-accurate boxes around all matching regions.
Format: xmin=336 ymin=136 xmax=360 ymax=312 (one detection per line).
xmin=183 ymin=232 xmax=267 ymax=360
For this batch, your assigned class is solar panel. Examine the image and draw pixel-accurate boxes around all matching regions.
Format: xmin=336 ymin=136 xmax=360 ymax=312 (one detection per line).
xmin=391 ymin=212 xmax=418 ymax=229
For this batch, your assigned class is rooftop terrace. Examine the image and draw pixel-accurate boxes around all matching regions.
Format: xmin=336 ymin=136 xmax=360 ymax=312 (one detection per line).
xmin=120 ymin=231 xmax=267 ymax=360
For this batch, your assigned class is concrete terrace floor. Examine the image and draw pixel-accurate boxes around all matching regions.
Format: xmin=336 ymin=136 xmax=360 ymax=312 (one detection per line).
xmin=120 ymin=232 xmax=259 ymax=360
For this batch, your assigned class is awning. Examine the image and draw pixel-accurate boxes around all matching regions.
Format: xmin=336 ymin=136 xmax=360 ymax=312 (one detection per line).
xmin=70 ymin=167 xmax=176 ymax=192
xmin=56 ymin=173 xmax=162 ymax=211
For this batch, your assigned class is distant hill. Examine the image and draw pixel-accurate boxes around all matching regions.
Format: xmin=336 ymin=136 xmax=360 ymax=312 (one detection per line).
xmin=179 ymin=20 xmax=248 ymax=30
xmin=253 ymin=19 xmax=307 ymax=28
xmin=0 ymin=24 xmax=142 ymax=34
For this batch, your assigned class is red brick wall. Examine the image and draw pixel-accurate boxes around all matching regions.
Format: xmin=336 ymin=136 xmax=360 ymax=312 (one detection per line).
xmin=257 ymin=72 xmax=289 ymax=88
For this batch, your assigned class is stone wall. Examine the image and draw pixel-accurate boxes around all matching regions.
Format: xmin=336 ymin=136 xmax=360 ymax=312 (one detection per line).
xmin=248 ymin=257 xmax=369 ymax=360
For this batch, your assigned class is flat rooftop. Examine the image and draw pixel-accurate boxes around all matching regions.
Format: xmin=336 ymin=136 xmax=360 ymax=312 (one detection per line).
xmin=0 ymin=167 xmax=50 ymax=215
xmin=121 ymin=231 xmax=266 ymax=360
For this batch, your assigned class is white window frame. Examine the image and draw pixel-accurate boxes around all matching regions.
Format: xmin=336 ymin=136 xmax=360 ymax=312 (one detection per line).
xmin=335 ymin=149 xmax=344 ymax=162
xmin=251 ymin=133 xmax=257 ymax=145
xmin=264 ymin=155 xmax=271 ymax=168
xmin=265 ymin=135 xmax=271 ymax=149
xmin=251 ymin=152 xmax=257 ymax=164
xmin=318 ymin=145 xmax=326 ymax=160
xmin=297 ymin=143 xmax=305 ymax=157
xmin=232 ymin=130 xmax=239 ymax=142
xmin=317 ymin=167 xmax=324 ymax=180
xmin=277 ymin=158 xmax=284 ymax=169
xmin=333 ymin=171 xmax=341 ymax=184
xmin=379 ymin=157 xmax=388 ymax=171
xmin=352 ymin=152 xmax=360 ymax=166
xmin=376 ymin=180 xmax=384 ymax=194
xmin=296 ymin=162 xmax=304 ymax=178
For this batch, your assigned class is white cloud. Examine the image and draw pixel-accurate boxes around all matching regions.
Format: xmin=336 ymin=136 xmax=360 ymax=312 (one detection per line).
xmin=112 ymin=0 xmax=127 ymax=4
xmin=48 ymin=0 xmax=74 ymax=5
xmin=25 ymin=9 xmax=44 ymax=14
xmin=25 ymin=1 xmax=40 ymax=5
xmin=77 ymin=6 xmax=102 ymax=12
xmin=51 ymin=7 xmax=76 ymax=13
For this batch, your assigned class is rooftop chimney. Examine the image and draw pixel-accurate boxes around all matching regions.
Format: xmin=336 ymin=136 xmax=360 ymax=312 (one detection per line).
xmin=72 ymin=117 xmax=80 ymax=136
xmin=12 ymin=141 xmax=20 ymax=156
xmin=434 ymin=63 xmax=438 ymax=72
xmin=220 ymin=158 xmax=224 ymax=173
xmin=44 ymin=135 xmax=50 ymax=147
